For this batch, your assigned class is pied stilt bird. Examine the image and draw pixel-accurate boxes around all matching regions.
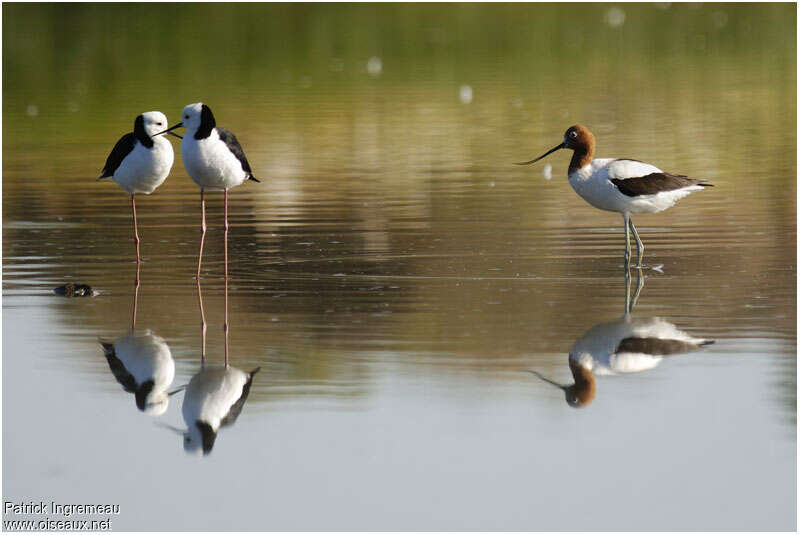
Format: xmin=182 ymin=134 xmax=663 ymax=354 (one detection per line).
xmin=98 ymin=111 xmax=181 ymax=267
xmin=158 ymin=103 xmax=260 ymax=282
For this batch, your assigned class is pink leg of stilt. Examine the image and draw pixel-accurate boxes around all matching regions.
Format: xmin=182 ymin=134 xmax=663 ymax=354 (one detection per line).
xmin=196 ymin=189 xmax=206 ymax=280
xmin=197 ymin=276 xmax=207 ymax=368
xmin=223 ymin=189 xmax=229 ymax=367
xmin=131 ymin=194 xmax=141 ymax=270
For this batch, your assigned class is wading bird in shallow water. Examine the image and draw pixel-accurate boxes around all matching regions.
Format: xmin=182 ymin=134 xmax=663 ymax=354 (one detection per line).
xmin=98 ymin=112 xmax=181 ymax=268
xmin=158 ymin=103 xmax=260 ymax=282
xmin=516 ymin=125 xmax=712 ymax=267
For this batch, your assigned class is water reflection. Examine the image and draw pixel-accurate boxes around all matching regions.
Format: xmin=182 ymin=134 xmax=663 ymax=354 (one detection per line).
xmin=530 ymin=270 xmax=715 ymax=408
xmin=98 ymin=269 xmax=182 ymax=415
xmin=180 ymin=365 xmax=261 ymax=456
xmin=170 ymin=276 xmax=260 ymax=456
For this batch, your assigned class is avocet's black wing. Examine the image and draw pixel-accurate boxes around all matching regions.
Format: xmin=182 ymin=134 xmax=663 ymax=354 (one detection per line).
xmin=611 ymin=172 xmax=713 ymax=197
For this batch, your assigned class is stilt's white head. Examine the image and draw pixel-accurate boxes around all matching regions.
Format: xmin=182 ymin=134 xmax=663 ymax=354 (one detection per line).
xmin=179 ymin=103 xmax=205 ymax=132
xmin=138 ymin=111 xmax=170 ymax=139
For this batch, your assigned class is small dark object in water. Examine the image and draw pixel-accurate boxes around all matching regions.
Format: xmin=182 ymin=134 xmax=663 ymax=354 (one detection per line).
xmin=54 ymin=283 xmax=94 ymax=297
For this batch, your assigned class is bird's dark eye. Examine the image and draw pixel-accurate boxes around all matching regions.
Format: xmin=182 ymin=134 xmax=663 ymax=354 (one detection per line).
xmin=570 ymin=131 xmax=578 ymax=139
xmin=185 ymin=115 xmax=189 ymax=119
xmin=157 ymin=122 xmax=162 ymax=126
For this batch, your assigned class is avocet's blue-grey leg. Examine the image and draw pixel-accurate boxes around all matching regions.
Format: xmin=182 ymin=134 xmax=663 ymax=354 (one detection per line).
xmin=623 ymin=265 xmax=645 ymax=316
xmin=623 ymin=212 xmax=632 ymax=267
xmin=629 ymin=217 xmax=644 ymax=267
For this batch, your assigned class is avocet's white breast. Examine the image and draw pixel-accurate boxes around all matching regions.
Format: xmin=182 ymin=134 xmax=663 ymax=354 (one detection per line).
xmin=568 ymin=158 xmax=661 ymax=213
xmin=568 ymin=158 xmax=703 ymax=215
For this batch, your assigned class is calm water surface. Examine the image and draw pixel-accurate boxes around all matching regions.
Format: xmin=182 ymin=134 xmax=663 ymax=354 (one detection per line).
xmin=2 ymin=3 xmax=796 ymax=531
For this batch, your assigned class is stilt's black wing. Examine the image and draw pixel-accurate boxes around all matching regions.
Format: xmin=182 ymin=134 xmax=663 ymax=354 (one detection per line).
xmin=217 ymin=127 xmax=259 ymax=182
xmin=99 ymin=132 xmax=136 ymax=179
xmin=100 ymin=341 xmax=138 ymax=393
xmin=220 ymin=367 xmax=261 ymax=428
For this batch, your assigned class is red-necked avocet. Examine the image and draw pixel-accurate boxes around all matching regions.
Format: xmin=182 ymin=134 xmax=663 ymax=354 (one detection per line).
xmin=528 ymin=271 xmax=714 ymax=408
xmin=157 ymin=103 xmax=260 ymax=282
xmin=516 ymin=125 xmax=713 ymax=266
xmin=98 ymin=112 xmax=181 ymax=266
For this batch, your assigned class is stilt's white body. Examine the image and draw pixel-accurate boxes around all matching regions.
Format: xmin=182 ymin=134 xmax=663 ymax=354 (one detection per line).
xmin=105 ymin=330 xmax=176 ymax=415
xmin=113 ymin=136 xmax=174 ymax=194
xmin=181 ymin=129 xmax=248 ymax=191
xmin=568 ymin=158 xmax=704 ymax=215
xmin=181 ymin=366 xmax=253 ymax=454
xmin=569 ymin=315 xmax=710 ymax=376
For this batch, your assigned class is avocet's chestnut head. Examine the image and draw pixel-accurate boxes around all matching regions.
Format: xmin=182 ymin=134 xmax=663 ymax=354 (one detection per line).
xmin=515 ymin=124 xmax=595 ymax=168
xmin=563 ymin=124 xmax=594 ymax=152
xmin=528 ymin=358 xmax=596 ymax=409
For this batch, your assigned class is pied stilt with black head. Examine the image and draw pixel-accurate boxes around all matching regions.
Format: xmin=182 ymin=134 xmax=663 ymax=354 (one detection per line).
xmin=516 ymin=125 xmax=713 ymax=267
xmin=159 ymin=102 xmax=260 ymax=282
xmin=98 ymin=111 xmax=181 ymax=269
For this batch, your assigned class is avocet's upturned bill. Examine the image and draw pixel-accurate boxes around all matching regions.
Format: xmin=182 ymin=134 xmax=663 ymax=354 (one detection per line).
xmin=516 ymin=125 xmax=713 ymax=266
xmin=98 ymin=111 xmax=181 ymax=265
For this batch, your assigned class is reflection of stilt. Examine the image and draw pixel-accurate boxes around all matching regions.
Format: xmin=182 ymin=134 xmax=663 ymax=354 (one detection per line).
xmin=224 ymin=270 xmax=229 ymax=368
xmin=223 ymin=188 xmax=230 ymax=368
xmin=197 ymin=277 xmax=207 ymax=368
xmin=131 ymin=264 xmax=140 ymax=331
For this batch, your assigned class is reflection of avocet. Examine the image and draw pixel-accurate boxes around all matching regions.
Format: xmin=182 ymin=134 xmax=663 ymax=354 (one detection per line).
xmin=180 ymin=366 xmax=261 ymax=455
xmin=530 ymin=270 xmax=714 ymax=408
xmin=100 ymin=330 xmax=181 ymax=415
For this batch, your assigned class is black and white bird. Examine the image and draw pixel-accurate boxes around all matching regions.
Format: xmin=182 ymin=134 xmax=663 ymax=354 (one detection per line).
xmin=179 ymin=366 xmax=261 ymax=455
xmin=530 ymin=313 xmax=714 ymax=409
xmin=516 ymin=125 xmax=713 ymax=266
xmin=99 ymin=330 xmax=183 ymax=416
xmin=159 ymin=103 xmax=260 ymax=280
xmin=98 ymin=111 xmax=180 ymax=264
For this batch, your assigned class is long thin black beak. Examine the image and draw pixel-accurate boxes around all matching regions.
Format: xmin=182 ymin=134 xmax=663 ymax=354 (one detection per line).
xmin=515 ymin=142 xmax=566 ymax=165
xmin=156 ymin=422 xmax=186 ymax=436
xmin=155 ymin=122 xmax=183 ymax=137
xmin=166 ymin=131 xmax=183 ymax=140
xmin=167 ymin=384 xmax=187 ymax=396
xmin=525 ymin=370 xmax=568 ymax=390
